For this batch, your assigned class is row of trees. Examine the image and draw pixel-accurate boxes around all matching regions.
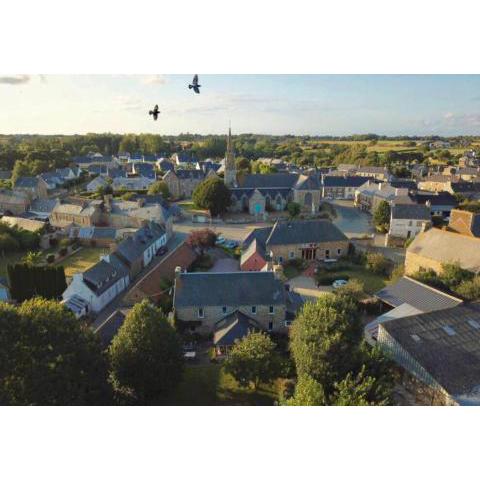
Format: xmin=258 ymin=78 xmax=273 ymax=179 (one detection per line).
xmin=0 ymin=299 xmax=185 ymax=405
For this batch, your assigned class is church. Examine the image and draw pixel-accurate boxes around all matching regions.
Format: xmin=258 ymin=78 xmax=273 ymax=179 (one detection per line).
xmin=223 ymin=128 xmax=322 ymax=215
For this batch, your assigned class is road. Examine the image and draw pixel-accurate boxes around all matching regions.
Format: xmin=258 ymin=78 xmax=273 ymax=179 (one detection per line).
xmin=173 ymin=220 xmax=267 ymax=243
xmin=328 ymin=200 xmax=375 ymax=239
xmin=92 ymin=232 xmax=186 ymax=330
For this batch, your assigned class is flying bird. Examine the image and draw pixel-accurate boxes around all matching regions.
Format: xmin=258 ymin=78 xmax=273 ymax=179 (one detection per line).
xmin=149 ymin=105 xmax=160 ymax=120
xmin=188 ymin=74 xmax=201 ymax=94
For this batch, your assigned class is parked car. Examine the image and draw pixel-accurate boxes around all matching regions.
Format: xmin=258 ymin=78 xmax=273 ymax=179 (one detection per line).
xmin=156 ymin=246 xmax=168 ymax=256
xmin=332 ymin=279 xmax=348 ymax=289
xmin=215 ymin=235 xmax=226 ymax=245
xmin=225 ymin=240 xmax=238 ymax=249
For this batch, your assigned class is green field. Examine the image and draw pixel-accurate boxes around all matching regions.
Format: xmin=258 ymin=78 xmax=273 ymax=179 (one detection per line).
xmin=57 ymin=247 xmax=107 ymax=277
xmin=160 ymin=365 xmax=279 ymax=406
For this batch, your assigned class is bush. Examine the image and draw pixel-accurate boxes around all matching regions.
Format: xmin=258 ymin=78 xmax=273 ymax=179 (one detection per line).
xmin=59 ymin=238 xmax=71 ymax=248
xmin=365 ymin=253 xmax=389 ymax=275
xmin=58 ymin=247 xmax=67 ymax=256
xmin=46 ymin=253 xmax=55 ymax=264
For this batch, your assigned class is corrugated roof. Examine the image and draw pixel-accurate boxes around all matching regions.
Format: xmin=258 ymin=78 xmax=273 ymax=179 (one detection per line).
xmin=375 ymin=276 xmax=462 ymax=311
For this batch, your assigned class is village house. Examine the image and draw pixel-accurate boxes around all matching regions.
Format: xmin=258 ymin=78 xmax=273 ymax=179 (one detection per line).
xmin=0 ymin=190 xmax=30 ymax=215
xmin=354 ymin=166 xmax=391 ymax=182
xmin=411 ymin=191 xmax=457 ymax=218
xmin=388 ymin=203 xmax=432 ymax=240
xmin=354 ymin=182 xmax=409 ymax=213
xmin=448 ymin=209 xmax=480 ymax=237
xmin=1 ymin=216 xmax=46 ymax=234
xmin=14 ymin=176 xmax=48 ymax=200
xmin=113 ymin=221 xmax=167 ymax=279
xmin=321 ymin=175 xmax=371 ymax=200
xmin=173 ymin=270 xmax=287 ymax=336
xmin=86 ymin=175 xmax=109 ymax=192
xmin=50 ymin=200 xmax=102 ymax=228
xmin=28 ymin=198 xmax=60 ymax=220
xmin=162 ymin=169 xmax=210 ymax=199
xmin=242 ymin=219 xmax=349 ymax=268
xmin=171 ymin=151 xmax=198 ymax=167
xmin=405 ymin=228 xmax=480 ymax=276
xmin=62 ymin=253 xmax=130 ymax=314
xmin=377 ymin=303 xmax=480 ymax=405
xmin=112 ymin=176 xmax=155 ymax=192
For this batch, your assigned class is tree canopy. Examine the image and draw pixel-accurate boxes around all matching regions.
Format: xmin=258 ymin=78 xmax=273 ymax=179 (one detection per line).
xmin=109 ymin=300 xmax=184 ymax=404
xmin=192 ymin=176 xmax=232 ymax=216
xmin=148 ymin=180 xmax=170 ymax=198
xmin=373 ymin=200 xmax=391 ymax=232
xmin=0 ymin=298 xmax=111 ymax=405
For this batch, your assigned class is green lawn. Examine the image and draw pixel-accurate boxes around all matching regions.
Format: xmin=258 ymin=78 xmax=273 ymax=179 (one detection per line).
xmin=57 ymin=247 xmax=107 ymax=277
xmin=160 ymin=365 xmax=279 ymax=406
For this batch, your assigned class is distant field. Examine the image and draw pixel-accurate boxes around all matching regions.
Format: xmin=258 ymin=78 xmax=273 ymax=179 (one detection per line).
xmin=57 ymin=247 xmax=106 ymax=277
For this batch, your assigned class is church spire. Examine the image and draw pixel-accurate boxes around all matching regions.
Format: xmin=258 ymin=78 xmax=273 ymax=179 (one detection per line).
xmin=224 ymin=124 xmax=236 ymax=187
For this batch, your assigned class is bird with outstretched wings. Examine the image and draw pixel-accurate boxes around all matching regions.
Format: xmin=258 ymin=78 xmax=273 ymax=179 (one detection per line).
xmin=149 ymin=104 xmax=160 ymax=121
xmin=188 ymin=74 xmax=201 ymax=94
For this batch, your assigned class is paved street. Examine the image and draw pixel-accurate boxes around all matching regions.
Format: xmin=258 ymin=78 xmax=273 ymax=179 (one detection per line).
xmin=329 ymin=200 xmax=375 ymax=238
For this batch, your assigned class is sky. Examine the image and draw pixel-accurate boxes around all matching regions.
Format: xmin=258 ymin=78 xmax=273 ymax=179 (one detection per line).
xmin=1 ymin=74 xmax=480 ymax=136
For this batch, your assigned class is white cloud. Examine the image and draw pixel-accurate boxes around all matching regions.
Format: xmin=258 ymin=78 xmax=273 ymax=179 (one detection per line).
xmin=142 ymin=75 xmax=168 ymax=85
xmin=0 ymin=75 xmax=30 ymax=85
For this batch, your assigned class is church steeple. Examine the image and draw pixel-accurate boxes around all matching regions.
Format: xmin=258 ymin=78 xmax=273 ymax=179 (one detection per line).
xmin=224 ymin=124 xmax=237 ymax=187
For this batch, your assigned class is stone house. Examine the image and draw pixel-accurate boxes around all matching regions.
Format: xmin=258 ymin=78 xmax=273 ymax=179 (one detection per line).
xmin=448 ymin=209 xmax=480 ymax=237
xmin=14 ymin=176 xmax=49 ymax=200
xmin=321 ymin=175 xmax=372 ymax=200
xmin=162 ymin=169 xmax=210 ymax=199
xmin=388 ymin=203 xmax=432 ymax=240
xmin=405 ymin=228 xmax=480 ymax=276
xmin=0 ymin=190 xmax=30 ymax=215
xmin=355 ymin=182 xmax=409 ymax=213
xmin=354 ymin=166 xmax=391 ymax=182
xmin=242 ymin=219 xmax=349 ymax=267
xmin=173 ymin=270 xmax=287 ymax=335
xmin=50 ymin=201 xmax=102 ymax=228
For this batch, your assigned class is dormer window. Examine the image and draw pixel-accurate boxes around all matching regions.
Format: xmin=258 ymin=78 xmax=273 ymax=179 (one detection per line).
xmin=251 ymin=306 xmax=257 ymax=314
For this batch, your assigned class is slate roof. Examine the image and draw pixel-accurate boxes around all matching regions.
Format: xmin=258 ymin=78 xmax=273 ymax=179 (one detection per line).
xmin=213 ymin=311 xmax=261 ymax=346
xmin=175 ymin=169 xmax=205 ymax=180
xmin=265 ymin=220 xmax=348 ymax=246
xmin=238 ymin=173 xmax=300 ymax=189
xmin=412 ymin=192 xmax=458 ymax=207
xmin=375 ymin=276 xmax=462 ymax=311
xmin=242 ymin=227 xmax=273 ymax=249
xmin=391 ymin=203 xmax=431 ymax=220
xmin=322 ymin=175 xmax=372 ymax=188
xmin=83 ymin=259 xmax=124 ymax=296
xmin=157 ymin=159 xmax=174 ymax=171
xmin=14 ymin=176 xmax=38 ymax=188
xmin=175 ymin=151 xmax=198 ymax=163
xmin=29 ymin=198 xmax=59 ymax=214
xmin=94 ymin=309 xmax=128 ymax=347
xmin=389 ymin=179 xmax=417 ymax=190
xmin=380 ymin=303 xmax=480 ymax=402
xmin=174 ymin=271 xmax=286 ymax=308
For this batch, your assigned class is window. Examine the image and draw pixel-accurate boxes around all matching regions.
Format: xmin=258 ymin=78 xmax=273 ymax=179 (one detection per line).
xmin=289 ymin=251 xmax=295 ymax=259
xmin=278 ymin=256 xmax=283 ymax=264
xmin=284 ymin=320 xmax=292 ymax=327
xmin=268 ymin=321 xmax=273 ymax=331
xmin=222 ymin=306 xmax=227 ymax=314
xmin=251 ymin=306 xmax=257 ymax=314
xmin=269 ymin=305 xmax=274 ymax=314
xmin=198 ymin=308 xmax=204 ymax=319
xmin=337 ymin=249 xmax=342 ymax=255
xmin=325 ymin=249 xmax=330 ymax=259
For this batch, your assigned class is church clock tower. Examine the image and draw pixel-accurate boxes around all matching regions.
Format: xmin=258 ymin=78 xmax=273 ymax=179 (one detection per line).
xmin=224 ymin=126 xmax=237 ymax=187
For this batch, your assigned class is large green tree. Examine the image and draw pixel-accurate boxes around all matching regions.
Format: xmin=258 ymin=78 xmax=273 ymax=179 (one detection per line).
xmin=289 ymin=295 xmax=363 ymax=395
xmin=192 ymin=176 xmax=232 ymax=216
xmin=373 ymin=200 xmax=391 ymax=232
xmin=0 ymin=298 xmax=111 ymax=405
xmin=109 ymin=300 xmax=184 ymax=404
xmin=147 ymin=180 xmax=170 ymax=198
xmin=224 ymin=332 xmax=279 ymax=390
xmin=285 ymin=374 xmax=326 ymax=406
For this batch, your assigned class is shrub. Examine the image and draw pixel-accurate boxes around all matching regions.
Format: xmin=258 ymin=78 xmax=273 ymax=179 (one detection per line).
xmin=46 ymin=253 xmax=55 ymax=264
xmin=58 ymin=247 xmax=67 ymax=256
xmin=365 ymin=253 xmax=389 ymax=275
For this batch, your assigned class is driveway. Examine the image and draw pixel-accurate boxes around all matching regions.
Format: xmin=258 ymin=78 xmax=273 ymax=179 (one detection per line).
xmin=287 ymin=275 xmax=332 ymax=301
xmin=329 ymin=200 xmax=375 ymax=238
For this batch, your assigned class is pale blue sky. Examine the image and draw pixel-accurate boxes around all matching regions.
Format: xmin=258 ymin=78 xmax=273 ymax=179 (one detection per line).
xmin=1 ymin=74 xmax=480 ymax=136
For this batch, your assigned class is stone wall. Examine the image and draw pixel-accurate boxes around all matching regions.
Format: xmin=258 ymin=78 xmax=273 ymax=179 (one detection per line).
xmin=404 ymin=251 xmax=443 ymax=276
xmin=269 ymin=240 xmax=350 ymax=263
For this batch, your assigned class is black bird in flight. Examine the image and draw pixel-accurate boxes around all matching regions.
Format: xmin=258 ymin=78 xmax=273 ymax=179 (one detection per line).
xmin=149 ymin=105 xmax=160 ymax=120
xmin=189 ymin=74 xmax=201 ymax=94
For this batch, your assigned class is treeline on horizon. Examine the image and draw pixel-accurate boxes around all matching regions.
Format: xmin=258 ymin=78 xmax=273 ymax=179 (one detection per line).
xmin=0 ymin=132 xmax=476 ymax=176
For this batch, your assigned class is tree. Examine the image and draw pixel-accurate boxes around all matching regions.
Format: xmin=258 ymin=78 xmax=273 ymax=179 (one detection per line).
xmin=0 ymin=232 xmax=19 ymax=256
xmin=224 ymin=332 xmax=279 ymax=390
xmin=289 ymin=295 xmax=363 ymax=395
xmin=22 ymin=251 xmax=42 ymax=265
xmin=0 ymin=298 xmax=111 ymax=405
xmin=148 ymin=180 xmax=170 ymax=198
xmin=109 ymin=300 xmax=184 ymax=404
xmin=331 ymin=367 xmax=381 ymax=406
xmin=287 ymin=202 xmax=301 ymax=219
xmin=192 ymin=177 xmax=232 ymax=216
xmin=334 ymin=278 xmax=365 ymax=302
xmin=186 ymin=228 xmax=217 ymax=256
xmin=373 ymin=200 xmax=390 ymax=232
xmin=285 ymin=374 xmax=326 ymax=406
xmin=456 ymin=276 xmax=480 ymax=300
xmin=365 ymin=252 xmax=389 ymax=275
